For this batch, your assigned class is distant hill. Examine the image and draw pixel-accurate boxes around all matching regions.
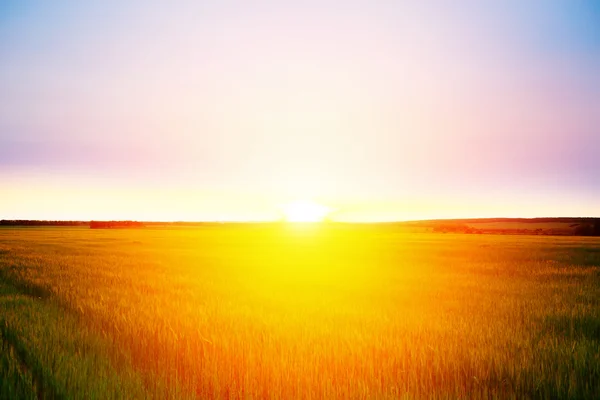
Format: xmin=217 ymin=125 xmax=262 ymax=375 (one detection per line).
xmin=403 ymin=218 xmax=600 ymax=236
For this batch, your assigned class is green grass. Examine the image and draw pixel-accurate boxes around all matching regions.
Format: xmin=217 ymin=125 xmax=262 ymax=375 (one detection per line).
xmin=0 ymin=282 xmax=36 ymax=400
xmin=0 ymin=278 xmax=150 ymax=399
xmin=0 ymin=226 xmax=599 ymax=398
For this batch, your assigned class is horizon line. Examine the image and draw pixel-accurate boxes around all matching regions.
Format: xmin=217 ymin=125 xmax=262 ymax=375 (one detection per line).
xmin=2 ymin=216 xmax=599 ymax=224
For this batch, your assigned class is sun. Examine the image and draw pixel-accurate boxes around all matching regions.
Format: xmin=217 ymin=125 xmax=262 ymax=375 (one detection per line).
xmin=282 ymin=200 xmax=330 ymax=223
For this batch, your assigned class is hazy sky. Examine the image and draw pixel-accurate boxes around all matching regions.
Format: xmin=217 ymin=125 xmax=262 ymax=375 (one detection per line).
xmin=1 ymin=1 xmax=599 ymax=221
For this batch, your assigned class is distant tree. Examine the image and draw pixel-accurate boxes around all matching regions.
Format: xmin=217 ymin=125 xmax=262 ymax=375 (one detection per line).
xmin=90 ymin=221 xmax=144 ymax=229
xmin=432 ymin=223 xmax=471 ymax=233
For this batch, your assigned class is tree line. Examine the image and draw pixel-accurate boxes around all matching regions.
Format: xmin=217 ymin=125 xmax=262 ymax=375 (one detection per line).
xmin=0 ymin=220 xmax=88 ymax=226
xmin=90 ymin=221 xmax=144 ymax=229
xmin=0 ymin=220 xmax=145 ymax=229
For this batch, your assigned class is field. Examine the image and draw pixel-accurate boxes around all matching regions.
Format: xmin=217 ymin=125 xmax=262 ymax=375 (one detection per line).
xmin=0 ymin=225 xmax=599 ymax=399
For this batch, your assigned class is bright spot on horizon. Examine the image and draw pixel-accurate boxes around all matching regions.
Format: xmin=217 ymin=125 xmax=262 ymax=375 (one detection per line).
xmin=282 ymin=200 xmax=330 ymax=223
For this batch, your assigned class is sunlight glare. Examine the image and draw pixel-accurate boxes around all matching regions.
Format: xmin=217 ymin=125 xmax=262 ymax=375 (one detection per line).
xmin=282 ymin=200 xmax=330 ymax=223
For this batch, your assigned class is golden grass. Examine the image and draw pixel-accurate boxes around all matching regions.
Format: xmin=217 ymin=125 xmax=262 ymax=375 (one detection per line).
xmin=0 ymin=225 xmax=599 ymax=398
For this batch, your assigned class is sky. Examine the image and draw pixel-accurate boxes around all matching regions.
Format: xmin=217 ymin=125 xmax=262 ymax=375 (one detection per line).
xmin=1 ymin=0 xmax=599 ymax=221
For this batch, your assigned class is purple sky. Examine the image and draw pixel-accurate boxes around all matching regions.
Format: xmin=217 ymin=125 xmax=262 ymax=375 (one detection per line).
xmin=1 ymin=1 xmax=599 ymax=220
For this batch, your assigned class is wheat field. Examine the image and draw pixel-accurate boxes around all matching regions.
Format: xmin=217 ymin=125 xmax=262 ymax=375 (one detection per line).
xmin=0 ymin=225 xmax=599 ymax=399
